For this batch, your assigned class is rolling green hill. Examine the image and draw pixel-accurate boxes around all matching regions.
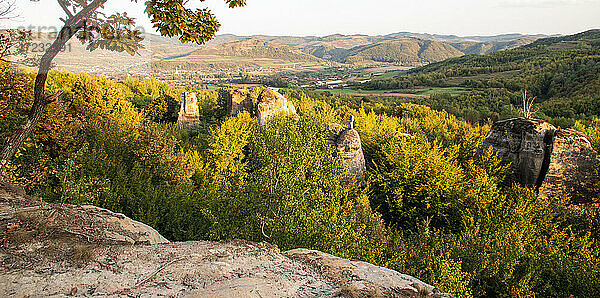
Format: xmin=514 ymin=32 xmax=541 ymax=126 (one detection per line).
xmin=363 ymin=29 xmax=600 ymax=126
xmin=294 ymin=33 xmax=544 ymax=63
xmin=151 ymin=38 xmax=331 ymax=72
xmin=299 ymin=35 xmax=386 ymax=61
xmin=450 ymin=37 xmax=538 ymax=55
xmin=523 ymin=29 xmax=600 ymax=48
xmin=296 ymin=34 xmax=541 ymax=64
xmin=12 ymin=30 xmax=552 ymax=74
xmin=343 ymin=37 xmax=464 ymax=65
xmin=194 ymin=38 xmax=324 ymax=62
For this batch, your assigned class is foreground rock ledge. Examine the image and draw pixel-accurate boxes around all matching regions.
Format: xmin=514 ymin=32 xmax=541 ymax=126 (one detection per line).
xmin=0 ymin=183 xmax=450 ymax=297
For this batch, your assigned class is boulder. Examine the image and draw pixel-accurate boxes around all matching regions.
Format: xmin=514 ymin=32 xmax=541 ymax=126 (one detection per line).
xmin=538 ymin=129 xmax=599 ymax=203
xmin=326 ymin=116 xmax=367 ymax=185
xmin=480 ymin=117 xmax=599 ymax=202
xmin=227 ymin=88 xmax=254 ymax=116
xmin=0 ymin=183 xmax=452 ymax=297
xmin=177 ymin=92 xmax=200 ymax=133
xmin=224 ymin=87 xmax=298 ymax=126
xmin=480 ymin=118 xmax=555 ymax=188
xmin=284 ymin=248 xmax=452 ymax=297
xmin=256 ymin=88 xmax=298 ymax=125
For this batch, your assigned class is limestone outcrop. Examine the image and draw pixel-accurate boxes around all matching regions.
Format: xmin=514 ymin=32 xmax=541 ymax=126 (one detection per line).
xmin=538 ymin=128 xmax=600 ymax=202
xmin=177 ymin=92 xmax=200 ymax=133
xmin=480 ymin=117 xmax=599 ymax=202
xmin=225 ymin=87 xmax=298 ymax=125
xmin=256 ymin=88 xmax=298 ymax=126
xmin=0 ymin=183 xmax=451 ymax=297
xmin=227 ymin=88 xmax=255 ymax=116
xmin=285 ymin=249 xmax=452 ymax=297
xmin=326 ymin=116 xmax=367 ymax=185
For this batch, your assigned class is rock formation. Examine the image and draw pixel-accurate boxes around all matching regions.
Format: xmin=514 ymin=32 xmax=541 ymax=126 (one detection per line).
xmin=538 ymin=128 xmax=600 ymax=202
xmin=285 ymin=249 xmax=452 ymax=297
xmin=256 ymin=88 xmax=298 ymax=126
xmin=225 ymin=87 xmax=298 ymax=126
xmin=226 ymin=88 xmax=254 ymax=116
xmin=326 ymin=116 xmax=367 ymax=185
xmin=0 ymin=183 xmax=451 ymax=297
xmin=0 ymin=181 xmax=168 ymax=246
xmin=480 ymin=118 xmax=555 ymax=188
xmin=480 ymin=117 xmax=599 ymax=202
xmin=177 ymin=92 xmax=200 ymax=133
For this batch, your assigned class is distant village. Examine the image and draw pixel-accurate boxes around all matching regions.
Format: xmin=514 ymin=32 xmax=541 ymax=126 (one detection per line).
xmin=110 ymin=66 xmax=375 ymax=91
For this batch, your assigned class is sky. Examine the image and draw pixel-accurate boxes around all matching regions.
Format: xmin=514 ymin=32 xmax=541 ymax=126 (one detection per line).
xmin=2 ymin=0 xmax=599 ymax=37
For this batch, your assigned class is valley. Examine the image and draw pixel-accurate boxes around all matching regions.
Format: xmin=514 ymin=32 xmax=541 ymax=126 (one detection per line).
xmin=16 ymin=30 xmax=551 ymax=88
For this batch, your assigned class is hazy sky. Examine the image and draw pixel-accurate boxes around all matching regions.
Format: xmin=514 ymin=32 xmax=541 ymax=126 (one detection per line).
xmin=2 ymin=0 xmax=599 ymax=37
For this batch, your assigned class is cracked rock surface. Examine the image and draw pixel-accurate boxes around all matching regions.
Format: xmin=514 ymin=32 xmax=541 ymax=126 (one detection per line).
xmin=0 ymin=182 xmax=450 ymax=297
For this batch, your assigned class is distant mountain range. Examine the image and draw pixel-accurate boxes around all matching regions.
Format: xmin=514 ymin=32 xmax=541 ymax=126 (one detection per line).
xmin=202 ymin=32 xmax=555 ymax=63
xmin=19 ymin=31 xmax=558 ymax=74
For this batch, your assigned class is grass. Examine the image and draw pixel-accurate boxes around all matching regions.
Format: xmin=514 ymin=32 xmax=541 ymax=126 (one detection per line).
xmin=309 ymin=87 xmax=468 ymax=97
xmin=311 ymin=89 xmax=395 ymax=95
xmin=374 ymin=70 xmax=406 ymax=79
xmin=412 ymin=87 xmax=469 ymax=96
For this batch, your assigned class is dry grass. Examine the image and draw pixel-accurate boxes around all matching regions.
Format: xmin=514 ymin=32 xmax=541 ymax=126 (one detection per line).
xmin=521 ymin=89 xmax=538 ymax=119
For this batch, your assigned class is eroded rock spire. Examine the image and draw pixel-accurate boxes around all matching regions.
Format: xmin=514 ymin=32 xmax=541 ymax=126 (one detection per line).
xmin=177 ymin=92 xmax=200 ymax=133
xmin=325 ymin=116 xmax=366 ymax=186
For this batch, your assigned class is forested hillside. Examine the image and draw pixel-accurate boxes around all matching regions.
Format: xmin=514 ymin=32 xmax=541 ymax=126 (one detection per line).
xmin=151 ymin=38 xmax=331 ymax=72
xmin=342 ymin=37 xmax=464 ymax=65
xmin=192 ymin=38 xmax=324 ymax=62
xmin=2 ymin=60 xmax=600 ymax=297
xmin=450 ymin=37 xmax=537 ymax=55
xmin=14 ymin=30 xmax=548 ymax=74
xmin=364 ymin=29 xmax=600 ymax=127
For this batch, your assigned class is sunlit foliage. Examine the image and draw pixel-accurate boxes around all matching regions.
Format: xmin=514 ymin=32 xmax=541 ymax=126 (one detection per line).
xmin=2 ymin=64 xmax=600 ymax=297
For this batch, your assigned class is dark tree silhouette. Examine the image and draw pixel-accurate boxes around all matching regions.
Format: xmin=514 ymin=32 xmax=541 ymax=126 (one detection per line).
xmin=0 ymin=0 xmax=15 ymax=19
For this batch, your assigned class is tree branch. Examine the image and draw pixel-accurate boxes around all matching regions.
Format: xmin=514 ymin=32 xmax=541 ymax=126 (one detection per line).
xmin=44 ymin=90 xmax=65 ymax=104
xmin=0 ymin=0 xmax=15 ymax=20
xmin=57 ymin=0 xmax=74 ymax=18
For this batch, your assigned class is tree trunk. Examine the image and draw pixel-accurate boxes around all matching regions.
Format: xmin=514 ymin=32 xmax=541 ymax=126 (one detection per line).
xmin=0 ymin=96 xmax=50 ymax=171
xmin=0 ymin=0 xmax=107 ymax=174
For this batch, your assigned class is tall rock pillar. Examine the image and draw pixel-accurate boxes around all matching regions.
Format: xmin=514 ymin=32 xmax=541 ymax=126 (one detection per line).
xmin=177 ymin=92 xmax=200 ymax=133
xmin=326 ymin=115 xmax=367 ymax=186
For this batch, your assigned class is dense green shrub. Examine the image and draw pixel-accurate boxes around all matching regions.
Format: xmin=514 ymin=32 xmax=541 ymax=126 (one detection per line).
xmin=387 ymin=186 xmax=600 ymax=297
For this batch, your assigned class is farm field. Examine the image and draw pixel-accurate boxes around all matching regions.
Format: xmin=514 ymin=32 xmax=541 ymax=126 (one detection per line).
xmin=311 ymin=86 xmax=468 ymax=97
xmin=411 ymin=87 xmax=470 ymax=96
xmin=310 ymin=88 xmax=430 ymax=98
